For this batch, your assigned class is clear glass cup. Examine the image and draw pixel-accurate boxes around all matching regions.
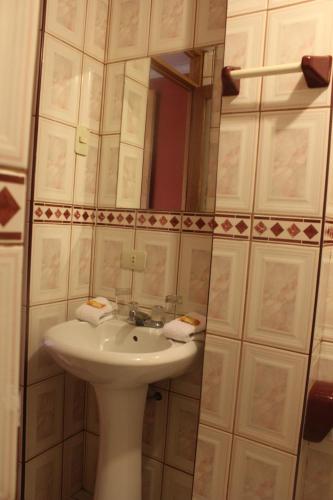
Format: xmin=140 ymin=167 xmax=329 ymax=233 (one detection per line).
xmin=115 ymin=287 xmax=131 ymax=320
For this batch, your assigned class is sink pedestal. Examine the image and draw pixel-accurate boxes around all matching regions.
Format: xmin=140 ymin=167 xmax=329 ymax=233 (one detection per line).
xmin=93 ymin=384 xmax=148 ymax=500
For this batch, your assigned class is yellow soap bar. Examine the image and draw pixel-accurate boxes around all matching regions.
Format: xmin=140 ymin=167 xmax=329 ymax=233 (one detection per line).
xmin=86 ymin=299 xmax=105 ymax=309
xmin=179 ymin=315 xmax=200 ymax=326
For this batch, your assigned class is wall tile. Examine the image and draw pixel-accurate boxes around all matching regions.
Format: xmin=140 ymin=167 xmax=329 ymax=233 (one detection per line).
xmin=133 ymin=229 xmax=179 ymax=307
xmin=200 ymin=335 xmax=240 ymax=431
xmin=195 ymin=0 xmax=226 ymax=47
xmin=229 ymin=437 xmax=296 ymax=499
xmin=207 ymin=239 xmax=249 ymax=338
xmin=69 ymin=225 xmax=93 ymax=298
xmin=165 ymin=393 xmax=199 ymax=474
xmin=149 ymin=0 xmax=195 ymax=54
xmin=262 ymin=0 xmax=333 ymax=110
xmin=143 ymin=388 xmax=168 ymax=461
xmin=0 ymin=170 xmax=25 ymax=243
xmin=116 ymin=143 xmax=144 ymax=208
xmin=125 ymin=58 xmax=150 ymax=86
xmin=74 ymin=134 xmax=99 ymax=207
xmin=67 ymin=297 xmax=88 ymax=320
xmin=222 ymin=12 xmax=266 ymax=113
xmin=216 ymin=113 xmax=259 ymax=212
xmin=177 ymin=234 xmax=212 ymax=315
xmin=121 ymin=77 xmax=148 ymax=148
xmin=227 ymin=0 xmax=268 ymax=16
xmin=64 ymin=374 xmax=86 ymax=439
xmin=27 ymin=302 xmax=67 ymax=385
xmin=30 ymin=224 xmax=71 ymax=304
xmin=34 ymin=118 xmax=76 ymax=204
xmin=102 ymin=63 xmax=125 ymax=133
xmin=142 ymin=456 xmax=163 ymax=500
xmin=244 ymin=243 xmax=318 ymax=352
xmin=45 ymin=0 xmax=87 ymax=49
xmin=214 ymin=213 xmax=251 ymax=240
xmin=40 ymin=35 xmax=82 ymax=126
xmin=79 ymin=56 xmax=104 ymax=133
xmin=83 ymin=432 xmax=99 ymax=494
xmin=25 ymin=375 xmax=64 ymax=460
xmin=300 ymin=441 xmax=333 ymax=500
xmin=86 ymin=384 xmax=99 ymax=435
xmin=93 ymin=226 xmax=134 ymax=298
xmin=98 ymin=135 xmax=119 ymax=207
xmin=192 ymin=425 xmax=232 ymax=500
xmin=84 ymin=0 xmax=109 ymax=61
xmin=33 ymin=203 xmax=73 ymax=223
xmin=255 ymin=109 xmax=329 ymax=216
xmin=62 ymin=432 xmax=84 ymax=498
xmin=161 ymin=465 xmax=193 ymax=500
xmin=171 ymin=344 xmax=204 ymax=399
xmin=235 ymin=343 xmax=307 ymax=452
xmin=107 ymin=0 xmax=151 ymax=62
xmin=24 ymin=444 xmax=63 ymax=500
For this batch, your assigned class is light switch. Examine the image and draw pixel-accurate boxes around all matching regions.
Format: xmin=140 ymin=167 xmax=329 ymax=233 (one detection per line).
xmin=75 ymin=126 xmax=89 ymax=156
xmin=121 ymin=250 xmax=147 ymax=271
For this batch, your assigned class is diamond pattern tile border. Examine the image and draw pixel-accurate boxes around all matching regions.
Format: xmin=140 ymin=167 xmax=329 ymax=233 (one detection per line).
xmin=0 ymin=171 xmax=25 ymax=242
xmin=253 ymin=216 xmax=322 ymax=245
xmin=97 ymin=209 xmax=135 ymax=227
xmin=214 ymin=213 xmax=251 ymax=239
xmin=136 ymin=211 xmax=181 ymax=231
xmin=33 ymin=203 xmax=72 ymax=223
xmin=182 ymin=213 xmax=215 ymax=233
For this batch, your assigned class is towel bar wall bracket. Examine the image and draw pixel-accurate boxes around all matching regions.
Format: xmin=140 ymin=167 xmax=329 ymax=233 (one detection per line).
xmin=221 ymin=55 xmax=332 ymax=97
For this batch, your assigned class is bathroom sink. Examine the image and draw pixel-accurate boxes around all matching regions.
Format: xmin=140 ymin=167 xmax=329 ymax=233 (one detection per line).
xmin=43 ymin=318 xmax=202 ymax=500
xmin=44 ymin=318 xmax=199 ymax=388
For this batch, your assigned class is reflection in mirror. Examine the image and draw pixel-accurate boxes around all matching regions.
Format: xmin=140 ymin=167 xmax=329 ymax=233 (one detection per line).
xmin=105 ymin=46 xmax=222 ymax=212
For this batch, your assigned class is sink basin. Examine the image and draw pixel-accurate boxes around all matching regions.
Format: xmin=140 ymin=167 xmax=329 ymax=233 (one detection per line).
xmin=43 ymin=318 xmax=201 ymax=500
xmin=44 ymin=319 xmax=199 ymax=387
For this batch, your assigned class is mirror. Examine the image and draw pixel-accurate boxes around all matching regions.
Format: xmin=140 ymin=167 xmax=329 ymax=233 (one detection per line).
xmin=101 ymin=45 xmax=223 ymax=212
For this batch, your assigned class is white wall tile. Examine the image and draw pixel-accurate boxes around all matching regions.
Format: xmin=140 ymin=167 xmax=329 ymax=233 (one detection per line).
xmin=98 ymin=135 xmax=120 ymax=207
xmin=207 ymin=239 xmax=249 ymax=338
xmin=149 ymin=0 xmax=195 ymax=54
xmin=200 ymin=335 xmax=240 ymax=432
xmin=195 ymin=0 xmax=226 ymax=47
xmin=244 ymin=243 xmax=318 ymax=353
xmin=177 ymin=234 xmax=212 ymax=315
xmin=30 ymin=224 xmax=71 ymax=304
xmin=222 ymin=12 xmax=266 ymax=113
xmin=83 ymin=432 xmax=99 ymax=494
xmin=24 ymin=445 xmax=63 ymax=500
xmin=142 ymin=456 xmax=163 ymax=500
xmin=133 ymin=230 xmax=179 ymax=307
xmin=34 ymin=118 xmax=76 ymax=203
xmin=62 ymin=432 xmax=84 ymax=498
xmin=86 ymin=383 xmax=99 ymax=435
xmin=64 ymin=373 xmax=86 ymax=438
xmin=107 ymin=0 xmax=151 ymax=61
xmin=171 ymin=344 xmax=204 ymax=399
xmin=84 ymin=0 xmax=109 ymax=61
xmin=121 ymin=77 xmax=148 ymax=148
xmin=79 ymin=56 xmax=104 ymax=133
xmin=27 ymin=302 xmax=66 ymax=384
xmin=192 ymin=424 xmax=232 ymax=500
xmin=235 ymin=343 xmax=308 ymax=452
xmin=162 ymin=465 xmax=193 ymax=500
xmin=74 ymin=134 xmax=99 ymax=207
xmin=227 ymin=0 xmax=267 ymax=16
xmin=262 ymin=0 xmax=333 ymax=110
xmin=143 ymin=388 xmax=168 ymax=460
xmin=216 ymin=113 xmax=259 ymax=212
xmin=40 ymin=35 xmax=82 ymax=126
xmin=69 ymin=225 xmax=93 ymax=298
xmin=93 ymin=226 xmax=134 ymax=298
xmin=125 ymin=58 xmax=150 ymax=86
xmin=116 ymin=143 xmax=144 ymax=208
xmin=102 ymin=63 xmax=125 ymax=133
xmin=45 ymin=0 xmax=87 ymax=49
xmin=255 ymin=109 xmax=329 ymax=216
xmin=165 ymin=393 xmax=199 ymax=474
xmin=25 ymin=375 xmax=64 ymax=460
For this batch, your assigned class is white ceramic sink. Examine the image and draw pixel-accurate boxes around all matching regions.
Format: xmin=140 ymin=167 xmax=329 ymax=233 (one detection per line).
xmin=43 ymin=318 xmax=201 ymax=500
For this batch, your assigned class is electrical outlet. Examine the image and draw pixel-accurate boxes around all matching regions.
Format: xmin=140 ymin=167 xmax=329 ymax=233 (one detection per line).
xmin=121 ymin=250 xmax=147 ymax=271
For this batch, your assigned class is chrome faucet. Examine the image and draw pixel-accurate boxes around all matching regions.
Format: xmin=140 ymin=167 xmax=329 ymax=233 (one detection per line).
xmin=127 ymin=303 xmax=165 ymax=328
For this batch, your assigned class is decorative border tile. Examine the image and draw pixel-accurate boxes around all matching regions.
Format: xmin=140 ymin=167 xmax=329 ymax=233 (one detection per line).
xmin=97 ymin=209 xmax=135 ymax=227
xmin=72 ymin=207 xmax=96 ymax=225
xmin=253 ymin=216 xmax=322 ymax=245
xmin=182 ymin=214 xmax=215 ymax=233
xmin=0 ymin=170 xmax=25 ymax=242
xmin=137 ymin=212 xmax=181 ymax=231
xmin=324 ymin=219 xmax=333 ymax=246
xmin=33 ymin=203 xmax=72 ymax=223
xmin=214 ymin=214 xmax=251 ymax=239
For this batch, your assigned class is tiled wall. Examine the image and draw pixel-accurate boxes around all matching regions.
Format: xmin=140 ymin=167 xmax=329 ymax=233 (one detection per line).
xmin=21 ymin=0 xmax=109 ymax=498
xmin=193 ymin=0 xmax=333 ymax=499
xmin=84 ymin=1 xmax=227 ymax=498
